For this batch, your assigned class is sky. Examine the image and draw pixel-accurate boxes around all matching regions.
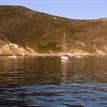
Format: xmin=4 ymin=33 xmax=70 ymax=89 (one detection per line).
xmin=0 ymin=0 xmax=107 ymax=19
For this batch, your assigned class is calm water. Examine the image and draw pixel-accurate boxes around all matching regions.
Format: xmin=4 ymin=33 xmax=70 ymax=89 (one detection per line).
xmin=0 ymin=56 xmax=107 ymax=107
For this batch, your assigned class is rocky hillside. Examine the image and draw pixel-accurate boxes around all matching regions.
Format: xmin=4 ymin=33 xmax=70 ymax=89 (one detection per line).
xmin=0 ymin=5 xmax=107 ymax=55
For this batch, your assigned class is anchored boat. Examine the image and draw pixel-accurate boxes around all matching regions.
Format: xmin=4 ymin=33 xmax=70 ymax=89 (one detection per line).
xmin=61 ymin=32 xmax=69 ymax=60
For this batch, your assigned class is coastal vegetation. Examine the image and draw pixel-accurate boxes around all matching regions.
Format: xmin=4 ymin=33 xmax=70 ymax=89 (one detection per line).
xmin=0 ymin=6 xmax=107 ymax=55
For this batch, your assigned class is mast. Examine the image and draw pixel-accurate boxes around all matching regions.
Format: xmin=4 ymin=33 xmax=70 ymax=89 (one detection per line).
xmin=63 ymin=32 xmax=67 ymax=55
xmin=61 ymin=32 xmax=68 ymax=60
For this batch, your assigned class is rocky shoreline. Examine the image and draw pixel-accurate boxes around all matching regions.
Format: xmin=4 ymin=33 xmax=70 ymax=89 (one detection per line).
xmin=0 ymin=42 xmax=107 ymax=56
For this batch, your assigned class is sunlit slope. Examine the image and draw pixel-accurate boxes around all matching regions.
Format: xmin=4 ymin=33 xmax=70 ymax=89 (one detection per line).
xmin=0 ymin=6 xmax=107 ymax=55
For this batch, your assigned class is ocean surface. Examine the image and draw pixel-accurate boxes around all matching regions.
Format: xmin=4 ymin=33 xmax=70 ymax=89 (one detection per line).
xmin=0 ymin=56 xmax=107 ymax=107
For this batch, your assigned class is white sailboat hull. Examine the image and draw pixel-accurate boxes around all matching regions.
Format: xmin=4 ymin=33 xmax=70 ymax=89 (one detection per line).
xmin=61 ymin=55 xmax=68 ymax=60
xmin=12 ymin=55 xmax=17 ymax=58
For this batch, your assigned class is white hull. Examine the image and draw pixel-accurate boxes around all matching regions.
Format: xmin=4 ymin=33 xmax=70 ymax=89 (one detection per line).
xmin=61 ymin=55 xmax=68 ymax=60
xmin=12 ymin=55 xmax=17 ymax=58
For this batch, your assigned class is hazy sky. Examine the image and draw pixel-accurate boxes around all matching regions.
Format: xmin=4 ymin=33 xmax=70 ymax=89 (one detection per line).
xmin=0 ymin=0 xmax=107 ymax=19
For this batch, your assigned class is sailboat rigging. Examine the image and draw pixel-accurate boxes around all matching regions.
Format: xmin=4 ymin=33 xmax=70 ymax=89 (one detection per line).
xmin=61 ymin=32 xmax=69 ymax=60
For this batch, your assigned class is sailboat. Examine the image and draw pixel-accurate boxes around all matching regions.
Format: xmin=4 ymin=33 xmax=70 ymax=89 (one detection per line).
xmin=61 ymin=32 xmax=69 ymax=60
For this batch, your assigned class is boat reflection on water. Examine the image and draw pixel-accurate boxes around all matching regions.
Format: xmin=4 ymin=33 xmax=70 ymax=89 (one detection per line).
xmin=61 ymin=59 xmax=68 ymax=84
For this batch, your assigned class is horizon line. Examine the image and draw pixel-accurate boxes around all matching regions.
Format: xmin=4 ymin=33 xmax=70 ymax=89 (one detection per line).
xmin=0 ymin=4 xmax=107 ymax=20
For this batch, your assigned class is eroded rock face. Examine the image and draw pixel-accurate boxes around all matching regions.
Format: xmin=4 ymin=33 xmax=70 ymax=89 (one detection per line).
xmin=0 ymin=40 xmax=107 ymax=56
xmin=0 ymin=42 xmax=36 ymax=56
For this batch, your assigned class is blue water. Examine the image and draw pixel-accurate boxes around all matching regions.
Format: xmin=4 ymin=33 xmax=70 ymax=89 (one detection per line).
xmin=0 ymin=56 xmax=107 ymax=107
